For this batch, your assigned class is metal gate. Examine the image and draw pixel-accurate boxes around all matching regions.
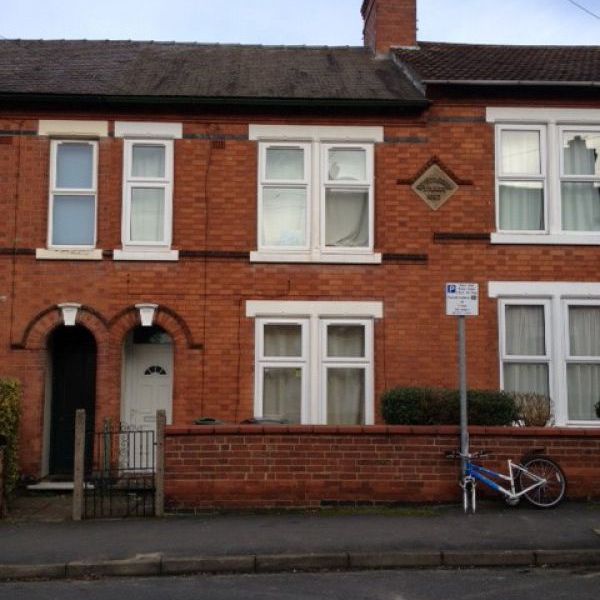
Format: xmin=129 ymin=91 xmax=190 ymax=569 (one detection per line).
xmin=84 ymin=420 xmax=156 ymax=519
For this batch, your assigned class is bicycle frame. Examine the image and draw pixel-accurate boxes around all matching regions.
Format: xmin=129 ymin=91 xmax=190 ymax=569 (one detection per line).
xmin=462 ymin=458 xmax=548 ymax=513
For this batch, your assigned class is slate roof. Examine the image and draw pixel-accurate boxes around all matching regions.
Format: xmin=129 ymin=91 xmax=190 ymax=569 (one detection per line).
xmin=0 ymin=40 xmax=427 ymax=104
xmin=395 ymin=42 xmax=600 ymax=84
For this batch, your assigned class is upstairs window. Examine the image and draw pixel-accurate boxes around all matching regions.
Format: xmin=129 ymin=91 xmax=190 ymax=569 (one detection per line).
xmin=122 ymin=139 xmax=173 ymax=249
xmin=250 ymin=125 xmax=382 ymax=263
xmin=49 ymin=140 xmax=97 ymax=248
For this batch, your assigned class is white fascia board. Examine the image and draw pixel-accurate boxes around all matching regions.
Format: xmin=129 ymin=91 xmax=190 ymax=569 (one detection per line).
xmin=114 ymin=122 xmax=183 ymax=139
xmin=489 ymin=281 xmax=600 ymax=299
xmin=486 ymin=107 xmax=600 ymax=124
xmin=249 ymin=124 xmax=384 ymax=143
xmin=38 ymin=120 xmax=109 ymax=137
xmin=246 ymin=300 xmax=384 ymax=319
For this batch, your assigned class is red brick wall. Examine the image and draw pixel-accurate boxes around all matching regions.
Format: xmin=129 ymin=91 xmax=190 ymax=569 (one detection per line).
xmin=362 ymin=0 xmax=417 ymax=52
xmin=164 ymin=426 xmax=600 ymax=509
xmin=0 ymin=93 xmax=599 ymax=477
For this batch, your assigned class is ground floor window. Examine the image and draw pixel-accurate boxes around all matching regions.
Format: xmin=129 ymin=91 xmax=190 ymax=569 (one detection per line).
xmin=247 ymin=301 xmax=382 ymax=425
xmin=492 ymin=282 xmax=600 ymax=425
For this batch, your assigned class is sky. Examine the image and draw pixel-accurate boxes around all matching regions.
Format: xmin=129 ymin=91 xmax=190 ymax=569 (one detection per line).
xmin=0 ymin=0 xmax=599 ymax=46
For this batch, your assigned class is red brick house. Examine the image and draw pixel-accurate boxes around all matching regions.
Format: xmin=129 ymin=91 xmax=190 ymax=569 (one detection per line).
xmin=0 ymin=0 xmax=599 ymax=481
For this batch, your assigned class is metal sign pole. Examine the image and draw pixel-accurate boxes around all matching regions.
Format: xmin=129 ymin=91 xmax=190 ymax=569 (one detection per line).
xmin=458 ymin=315 xmax=469 ymax=474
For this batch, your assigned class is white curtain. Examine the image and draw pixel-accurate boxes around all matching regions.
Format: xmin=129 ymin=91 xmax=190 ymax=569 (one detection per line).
xmin=504 ymin=305 xmax=549 ymax=396
xmin=131 ymin=188 xmax=165 ymax=242
xmin=262 ymin=188 xmax=306 ymax=246
xmin=499 ymin=183 xmax=544 ymax=230
xmin=327 ymin=325 xmax=364 ymax=358
xmin=266 ymin=148 xmax=304 ymax=180
xmin=325 ymin=190 xmax=369 ymax=247
xmin=501 ymin=130 xmax=540 ymax=174
xmin=328 ymin=149 xmax=366 ymax=181
xmin=567 ymin=306 xmax=600 ymax=420
xmin=132 ymin=145 xmax=165 ymax=178
xmin=264 ymin=324 xmax=302 ymax=357
xmin=263 ymin=367 xmax=301 ymax=423
xmin=562 ymin=135 xmax=600 ymax=231
xmin=327 ymin=368 xmax=364 ymax=425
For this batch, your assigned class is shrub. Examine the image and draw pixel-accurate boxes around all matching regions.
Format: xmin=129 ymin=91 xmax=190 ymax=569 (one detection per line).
xmin=0 ymin=378 xmax=21 ymax=495
xmin=381 ymin=387 xmax=518 ymax=426
xmin=511 ymin=392 xmax=553 ymax=427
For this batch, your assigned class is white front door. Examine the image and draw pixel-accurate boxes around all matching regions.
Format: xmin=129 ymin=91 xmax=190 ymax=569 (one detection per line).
xmin=125 ymin=343 xmax=174 ymax=430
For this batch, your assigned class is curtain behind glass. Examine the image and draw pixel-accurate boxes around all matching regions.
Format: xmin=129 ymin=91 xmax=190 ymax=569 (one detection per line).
xmin=567 ymin=364 xmax=600 ymax=420
xmin=262 ymin=188 xmax=306 ymax=246
xmin=504 ymin=364 xmax=549 ymax=397
xmin=266 ymin=148 xmax=304 ymax=180
xmin=132 ymin=145 xmax=165 ymax=178
xmin=327 ymin=325 xmax=364 ymax=358
xmin=501 ymin=130 xmax=541 ymax=175
xmin=325 ymin=190 xmax=368 ymax=247
xmin=569 ymin=307 xmax=600 ymax=356
xmin=264 ymin=324 xmax=302 ymax=357
xmin=328 ymin=149 xmax=366 ymax=181
xmin=131 ymin=188 xmax=165 ymax=242
xmin=326 ymin=368 xmax=364 ymax=425
xmin=263 ymin=367 xmax=301 ymax=423
xmin=499 ymin=182 xmax=544 ymax=230
xmin=505 ymin=306 xmax=545 ymax=355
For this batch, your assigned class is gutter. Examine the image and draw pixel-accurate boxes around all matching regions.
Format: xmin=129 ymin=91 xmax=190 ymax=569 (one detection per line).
xmin=422 ymin=79 xmax=600 ymax=87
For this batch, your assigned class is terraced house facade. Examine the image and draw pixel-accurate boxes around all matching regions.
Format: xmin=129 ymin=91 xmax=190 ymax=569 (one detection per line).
xmin=0 ymin=0 xmax=599 ymax=480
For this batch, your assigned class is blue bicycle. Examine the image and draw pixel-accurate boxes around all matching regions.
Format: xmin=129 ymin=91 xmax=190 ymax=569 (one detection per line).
xmin=446 ymin=450 xmax=567 ymax=513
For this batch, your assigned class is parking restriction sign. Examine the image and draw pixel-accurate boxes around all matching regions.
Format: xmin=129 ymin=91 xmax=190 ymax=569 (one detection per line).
xmin=445 ymin=283 xmax=479 ymax=317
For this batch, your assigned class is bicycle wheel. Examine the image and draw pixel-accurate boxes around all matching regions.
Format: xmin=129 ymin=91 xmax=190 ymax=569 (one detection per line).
xmin=517 ymin=456 xmax=566 ymax=508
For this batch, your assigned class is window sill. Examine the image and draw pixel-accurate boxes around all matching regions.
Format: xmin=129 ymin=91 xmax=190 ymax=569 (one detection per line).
xmin=36 ymin=248 xmax=103 ymax=261
xmin=491 ymin=233 xmax=600 ymax=246
xmin=250 ymin=251 xmax=382 ymax=264
xmin=113 ymin=249 xmax=179 ymax=262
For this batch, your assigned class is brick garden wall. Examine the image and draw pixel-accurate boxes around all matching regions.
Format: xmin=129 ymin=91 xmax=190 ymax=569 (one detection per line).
xmin=164 ymin=426 xmax=600 ymax=509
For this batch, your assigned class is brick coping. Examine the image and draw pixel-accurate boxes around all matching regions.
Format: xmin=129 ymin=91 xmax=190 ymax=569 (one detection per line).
xmin=165 ymin=424 xmax=600 ymax=437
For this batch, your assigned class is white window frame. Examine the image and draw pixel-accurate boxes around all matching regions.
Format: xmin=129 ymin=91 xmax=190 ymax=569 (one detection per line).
xmin=258 ymin=142 xmax=312 ymax=252
xmin=247 ymin=301 xmax=382 ymax=424
xmin=499 ymin=299 xmax=553 ymax=401
xmin=121 ymin=138 xmax=174 ymax=251
xmin=562 ymin=299 xmax=600 ymax=426
xmin=250 ymin=125 xmax=382 ymax=264
xmin=495 ymin=124 xmax=548 ymax=235
xmin=255 ymin=318 xmax=309 ymax=423
xmin=489 ymin=281 xmax=600 ymax=426
xmin=558 ymin=126 xmax=600 ymax=233
xmin=48 ymin=139 xmax=98 ymax=250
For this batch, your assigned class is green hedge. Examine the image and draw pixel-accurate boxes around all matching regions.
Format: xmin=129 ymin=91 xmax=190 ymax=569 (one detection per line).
xmin=0 ymin=378 xmax=21 ymax=495
xmin=381 ymin=387 xmax=518 ymax=426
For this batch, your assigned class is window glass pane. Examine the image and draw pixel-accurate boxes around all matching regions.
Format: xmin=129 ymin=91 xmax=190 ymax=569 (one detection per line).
xmin=499 ymin=182 xmax=544 ymax=230
xmin=52 ymin=195 xmax=95 ymax=245
xmin=264 ymin=324 xmax=302 ymax=357
xmin=263 ymin=367 xmax=301 ymax=423
xmin=56 ymin=144 xmax=93 ymax=189
xmin=132 ymin=145 xmax=165 ymax=178
xmin=561 ymin=182 xmax=600 ymax=231
xmin=563 ymin=132 xmax=600 ymax=176
xmin=569 ymin=306 xmax=600 ymax=356
xmin=130 ymin=188 xmax=165 ymax=242
xmin=503 ymin=363 xmax=549 ymax=397
xmin=567 ymin=364 xmax=600 ymax=421
xmin=262 ymin=188 xmax=306 ymax=247
xmin=327 ymin=368 xmax=364 ymax=425
xmin=327 ymin=325 xmax=365 ymax=358
xmin=265 ymin=148 xmax=304 ymax=180
xmin=505 ymin=305 xmax=545 ymax=356
xmin=328 ymin=148 xmax=366 ymax=181
xmin=501 ymin=130 xmax=541 ymax=175
xmin=325 ymin=189 xmax=369 ymax=247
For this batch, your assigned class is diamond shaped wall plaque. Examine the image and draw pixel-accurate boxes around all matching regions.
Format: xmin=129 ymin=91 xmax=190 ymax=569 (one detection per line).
xmin=412 ymin=164 xmax=458 ymax=211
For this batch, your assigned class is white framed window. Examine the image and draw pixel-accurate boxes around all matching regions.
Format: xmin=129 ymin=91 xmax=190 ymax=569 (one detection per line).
xmin=490 ymin=281 xmax=600 ymax=426
xmin=122 ymin=139 xmax=173 ymax=249
xmin=499 ymin=300 xmax=551 ymax=399
xmin=250 ymin=125 xmax=382 ymax=263
xmin=248 ymin=300 xmax=382 ymax=424
xmin=488 ymin=108 xmax=600 ymax=245
xmin=48 ymin=140 xmax=98 ymax=248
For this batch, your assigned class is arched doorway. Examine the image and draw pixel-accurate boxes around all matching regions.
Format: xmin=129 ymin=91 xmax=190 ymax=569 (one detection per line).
xmin=47 ymin=326 xmax=96 ymax=476
xmin=122 ymin=326 xmax=173 ymax=430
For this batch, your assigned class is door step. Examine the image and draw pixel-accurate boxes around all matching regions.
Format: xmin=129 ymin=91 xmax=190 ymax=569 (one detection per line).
xmin=27 ymin=481 xmax=94 ymax=492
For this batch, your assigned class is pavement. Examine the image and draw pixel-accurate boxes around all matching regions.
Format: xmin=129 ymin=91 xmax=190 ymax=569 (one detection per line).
xmin=0 ymin=500 xmax=599 ymax=581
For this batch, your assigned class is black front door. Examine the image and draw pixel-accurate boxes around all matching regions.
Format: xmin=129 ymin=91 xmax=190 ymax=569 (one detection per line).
xmin=49 ymin=326 xmax=96 ymax=476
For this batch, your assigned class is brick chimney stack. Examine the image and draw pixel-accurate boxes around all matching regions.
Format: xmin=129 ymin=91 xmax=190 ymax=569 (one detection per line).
xmin=361 ymin=0 xmax=417 ymax=55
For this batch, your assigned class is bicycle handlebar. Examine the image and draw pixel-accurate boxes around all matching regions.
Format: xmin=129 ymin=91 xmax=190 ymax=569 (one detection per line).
xmin=445 ymin=450 xmax=491 ymax=460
